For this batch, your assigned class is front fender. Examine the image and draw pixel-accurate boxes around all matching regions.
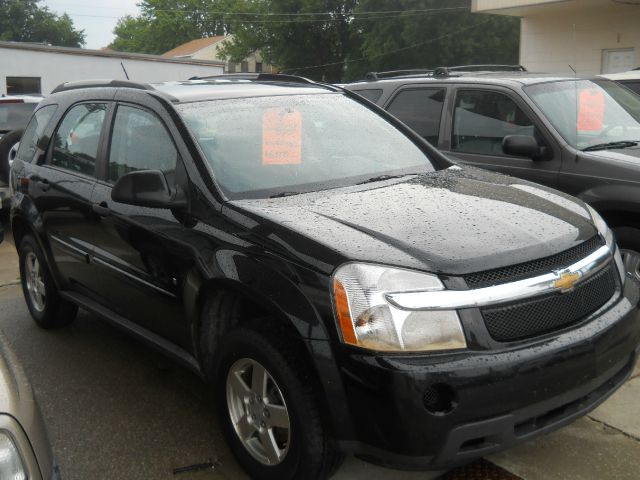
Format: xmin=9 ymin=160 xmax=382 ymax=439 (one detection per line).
xmin=577 ymin=184 xmax=640 ymax=219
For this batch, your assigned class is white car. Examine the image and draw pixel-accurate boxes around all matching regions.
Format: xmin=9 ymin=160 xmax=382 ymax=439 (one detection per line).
xmin=601 ymin=69 xmax=640 ymax=95
xmin=0 ymin=95 xmax=41 ymax=208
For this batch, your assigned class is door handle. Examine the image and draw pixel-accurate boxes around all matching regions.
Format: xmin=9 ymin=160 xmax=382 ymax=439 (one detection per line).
xmin=92 ymin=202 xmax=111 ymax=217
xmin=35 ymin=180 xmax=50 ymax=192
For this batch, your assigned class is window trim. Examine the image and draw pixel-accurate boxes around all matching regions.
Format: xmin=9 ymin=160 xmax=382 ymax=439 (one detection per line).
xmin=384 ymin=86 xmax=448 ymax=147
xmin=448 ymin=86 xmax=553 ymax=159
xmin=99 ymin=101 xmax=182 ymax=187
xmin=45 ymin=101 xmax=113 ymax=180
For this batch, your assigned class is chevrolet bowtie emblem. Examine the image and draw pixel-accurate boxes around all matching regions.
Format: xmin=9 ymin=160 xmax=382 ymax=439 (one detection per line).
xmin=554 ymin=271 xmax=581 ymax=292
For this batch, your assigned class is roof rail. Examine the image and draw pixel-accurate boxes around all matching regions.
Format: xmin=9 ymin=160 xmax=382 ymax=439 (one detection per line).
xmin=364 ymin=69 xmax=433 ymax=81
xmin=363 ymin=64 xmax=527 ymax=81
xmin=51 ymin=79 xmax=154 ymax=94
xmin=188 ymin=73 xmax=316 ymax=85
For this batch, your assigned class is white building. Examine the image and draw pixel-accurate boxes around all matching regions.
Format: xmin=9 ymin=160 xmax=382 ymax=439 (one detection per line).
xmin=472 ymin=0 xmax=640 ymax=74
xmin=0 ymin=41 xmax=225 ymax=96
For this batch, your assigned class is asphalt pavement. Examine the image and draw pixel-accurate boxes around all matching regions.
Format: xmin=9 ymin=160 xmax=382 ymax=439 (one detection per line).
xmin=1 ymin=216 xmax=639 ymax=480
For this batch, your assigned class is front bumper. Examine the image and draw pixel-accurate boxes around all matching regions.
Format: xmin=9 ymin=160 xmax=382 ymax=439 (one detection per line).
xmin=334 ymin=278 xmax=640 ymax=470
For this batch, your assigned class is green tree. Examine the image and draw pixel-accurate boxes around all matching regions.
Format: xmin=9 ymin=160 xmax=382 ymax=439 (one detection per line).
xmin=0 ymin=0 xmax=85 ymax=47
xmin=110 ymin=0 xmax=232 ymax=55
xmin=343 ymin=0 xmax=520 ymax=80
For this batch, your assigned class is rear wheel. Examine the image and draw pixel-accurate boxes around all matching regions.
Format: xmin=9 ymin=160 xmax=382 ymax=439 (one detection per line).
xmin=18 ymin=235 xmax=78 ymax=328
xmin=212 ymin=324 xmax=341 ymax=480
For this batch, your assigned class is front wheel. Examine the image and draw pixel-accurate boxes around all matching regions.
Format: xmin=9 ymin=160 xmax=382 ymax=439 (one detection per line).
xmin=614 ymin=226 xmax=640 ymax=283
xmin=213 ymin=325 xmax=341 ymax=480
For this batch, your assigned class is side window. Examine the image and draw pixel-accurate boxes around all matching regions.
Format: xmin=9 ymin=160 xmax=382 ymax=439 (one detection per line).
xmin=108 ymin=105 xmax=178 ymax=184
xmin=452 ymin=90 xmax=536 ymax=155
xmin=623 ymin=81 xmax=640 ymax=96
xmin=386 ymin=88 xmax=445 ymax=145
xmin=15 ymin=104 xmax=57 ymax=164
xmin=51 ymin=103 xmax=107 ymax=176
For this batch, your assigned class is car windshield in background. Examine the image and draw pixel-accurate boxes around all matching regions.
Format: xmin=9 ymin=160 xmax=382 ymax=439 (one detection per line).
xmin=525 ymin=79 xmax=640 ymax=151
xmin=0 ymin=102 xmax=36 ymax=132
xmin=178 ymin=93 xmax=435 ymax=199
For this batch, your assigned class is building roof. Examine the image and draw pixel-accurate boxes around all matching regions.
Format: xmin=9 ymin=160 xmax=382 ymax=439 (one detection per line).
xmin=0 ymin=40 xmax=225 ymax=67
xmin=162 ymin=36 xmax=227 ymax=58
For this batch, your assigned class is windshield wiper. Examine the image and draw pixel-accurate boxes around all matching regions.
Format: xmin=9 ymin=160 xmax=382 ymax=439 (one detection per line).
xmin=356 ymin=173 xmax=418 ymax=185
xmin=269 ymin=191 xmax=302 ymax=198
xmin=582 ymin=141 xmax=639 ymax=152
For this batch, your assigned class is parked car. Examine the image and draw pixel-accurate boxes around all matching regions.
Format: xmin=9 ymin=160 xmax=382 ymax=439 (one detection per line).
xmin=601 ymin=69 xmax=640 ymax=96
xmin=0 ymin=95 xmax=41 ymax=209
xmin=9 ymin=75 xmax=640 ymax=480
xmin=0 ymin=331 xmax=60 ymax=479
xmin=344 ymin=68 xmax=640 ymax=283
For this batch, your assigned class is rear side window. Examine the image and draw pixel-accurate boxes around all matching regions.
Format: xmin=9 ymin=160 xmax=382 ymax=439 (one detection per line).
xmin=15 ymin=105 xmax=56 ymax=164
xmin=387 ymin=88 xmax=445 ymax=145
xmin=107 ymin=105 xmax=178 ymax=184
xmin=452 ymin=90 xmax=536 ymax=155
xmin=352 ymin=89 xmax=383 ymax=103
xmin=51 ymin=103 xmax=107 ymax=176
xmin=622 ymin=81 xmax=640 ymax=96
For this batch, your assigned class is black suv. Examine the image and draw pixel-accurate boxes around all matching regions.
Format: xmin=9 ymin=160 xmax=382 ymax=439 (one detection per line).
xmin=8 ymin=75 xmax=640 ymax=480
xmin=345 ymin=68 xmax=640 ymax=283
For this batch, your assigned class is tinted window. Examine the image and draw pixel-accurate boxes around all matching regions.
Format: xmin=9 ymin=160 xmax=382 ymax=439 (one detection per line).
xmin=452 ymin=90 xmax=535 ymax=155
xmin=108 ymin=105 xmax=178 ymax=183
xmin=0 ymin=102 xmax=37 ymax=131
xmin=6 ymin=77 xmax=41 ymax=95
xmin=387 ymin=88 xmax=445 ymax=144
xmin=15 ymin=105 xmax=57 ymax=164
xmin=178 ymin=94 xmax=435 ymax=199
xmin=51 ymin=103 xmax=107 ymax=176
xmin=622 ymin=81 xmax=640 ymax=96
xmin=353 ymin=89 xmax=383 ymax=103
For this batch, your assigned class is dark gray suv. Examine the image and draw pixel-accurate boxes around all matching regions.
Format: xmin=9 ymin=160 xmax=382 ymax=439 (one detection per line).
xmin=344 ymin=69 xmax=640 ymax=282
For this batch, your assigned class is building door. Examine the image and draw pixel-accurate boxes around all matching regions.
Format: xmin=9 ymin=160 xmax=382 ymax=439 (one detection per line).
xmin=602 ymin=48 xmax=635 ymax=74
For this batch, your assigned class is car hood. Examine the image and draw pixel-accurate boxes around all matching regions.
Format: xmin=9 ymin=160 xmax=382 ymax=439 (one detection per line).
xmin=223 ymin=167 xmax=597 ymax=276
xmin=582 ymin=145 xmax=640 ymax=163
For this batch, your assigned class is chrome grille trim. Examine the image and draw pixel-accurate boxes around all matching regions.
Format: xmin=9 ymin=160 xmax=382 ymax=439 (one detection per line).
xmin=385 ymin=245 xmax=614 ymax=311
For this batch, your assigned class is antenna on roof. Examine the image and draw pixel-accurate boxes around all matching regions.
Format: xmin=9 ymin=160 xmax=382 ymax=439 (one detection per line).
xmin=121 ymin=62 xmax=130 ymax=80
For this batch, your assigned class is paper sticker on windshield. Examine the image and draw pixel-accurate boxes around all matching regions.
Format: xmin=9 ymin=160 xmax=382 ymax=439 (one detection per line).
xmin=262 ymin=108 xmax=302 ymax=165
xmin=577 ymin=88 xmax=605 ymax=132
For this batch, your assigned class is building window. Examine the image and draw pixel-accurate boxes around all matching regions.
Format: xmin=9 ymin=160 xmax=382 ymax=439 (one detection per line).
xmin=241 ymin=61 xmax=249 ymax=73
xmin=7 ymin=77 xmax=42 ymax=95
xmin=255 ymin=62 xmax=263 ymax=73
xmin=227 ymin=62 xmax=236 ymax=73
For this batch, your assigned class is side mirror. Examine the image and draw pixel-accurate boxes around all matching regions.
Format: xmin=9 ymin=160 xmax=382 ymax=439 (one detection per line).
xmin=111 ymin=170 xmax=185 ymax=209
xmin=502 ymin=135 xmax=545 ymax=160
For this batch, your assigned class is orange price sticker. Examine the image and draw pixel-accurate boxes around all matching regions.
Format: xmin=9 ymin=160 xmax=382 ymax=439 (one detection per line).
xmin=577 ymin=88 xmax=605 ymax=132
xmin=262 ymin=108 xmax=302 ymax=165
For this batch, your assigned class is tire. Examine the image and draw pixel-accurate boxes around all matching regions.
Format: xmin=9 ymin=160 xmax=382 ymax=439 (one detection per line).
xmin=18 ymin=234 xmax=78 ymax=328
xmin=0 ymin=129 xmax=23 ymax=185
xmin=211 ymin=323 xmax=341 ymax=480
xmin=613 ymin=225 xmax=640 ymax=282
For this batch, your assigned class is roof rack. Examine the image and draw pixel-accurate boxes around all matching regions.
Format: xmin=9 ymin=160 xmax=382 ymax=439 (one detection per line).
xmin=51 ymin=79 xmax=154 ymax=94
xmin=363 ymin=64 xmax=527 ymax=81
xmin=188 ymin=73 xmax=316 ymax=85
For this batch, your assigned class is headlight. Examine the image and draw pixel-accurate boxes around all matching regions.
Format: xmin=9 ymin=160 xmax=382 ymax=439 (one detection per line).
xmin=585 ymin=205 xmax=624 ymax=285
xmin=332 ymin=263 xmax=467 ymax=352
xmin=0 ymin=431 xmax=27 ymax=480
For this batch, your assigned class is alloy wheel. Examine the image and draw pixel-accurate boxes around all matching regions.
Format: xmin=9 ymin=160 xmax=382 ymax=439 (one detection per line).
xmin=24 ymin=251 xmax=46 ymax=312
xmin=226 ymin=358 xmax=291 ymax=466
xmin=621 ymin=249 xmax=640 ymax=282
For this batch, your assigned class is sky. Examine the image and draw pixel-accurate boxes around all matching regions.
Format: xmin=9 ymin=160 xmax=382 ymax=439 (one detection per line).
xmin=42 ymin=0 xmax=141 ymax=49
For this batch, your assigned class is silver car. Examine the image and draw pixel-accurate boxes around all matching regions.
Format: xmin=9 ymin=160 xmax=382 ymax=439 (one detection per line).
xmin=0 ymin=330 xmax=59 ymax=479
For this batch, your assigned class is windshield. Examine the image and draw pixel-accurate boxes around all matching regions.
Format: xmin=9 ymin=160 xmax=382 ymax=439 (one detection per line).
xmin=177 ymin=93 xmax=435 ymax=199
xmin=0 ymin=102 xmax=36 ymax=132
xmin=524 ymin=79 xmax=640 ymax=151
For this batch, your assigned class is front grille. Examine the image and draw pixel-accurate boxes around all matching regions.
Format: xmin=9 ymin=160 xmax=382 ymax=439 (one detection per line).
xmin=464 ymin=236 xmax=604 ymax=289
xmin=481 ymin=264 xmax=617 ymax=342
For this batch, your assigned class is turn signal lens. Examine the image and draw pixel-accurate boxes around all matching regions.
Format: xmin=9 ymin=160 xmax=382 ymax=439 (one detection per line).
xmin=333 ymin=279 xmax=357 ymax=345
